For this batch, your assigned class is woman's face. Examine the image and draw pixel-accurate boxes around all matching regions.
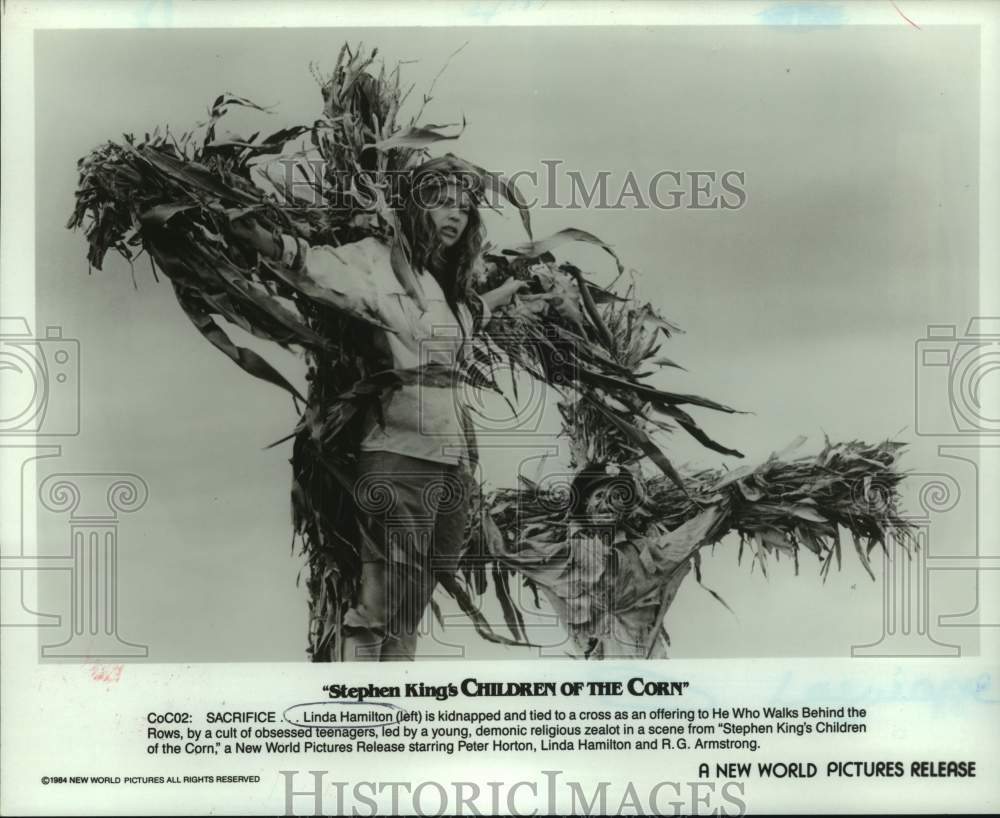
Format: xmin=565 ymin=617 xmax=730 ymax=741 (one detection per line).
xmin=425 ymin=181 xmax=471 ymax=248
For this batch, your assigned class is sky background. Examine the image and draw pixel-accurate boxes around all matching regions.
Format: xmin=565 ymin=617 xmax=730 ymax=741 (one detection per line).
xmin=28 ymin=24 xmax=985 ymax=662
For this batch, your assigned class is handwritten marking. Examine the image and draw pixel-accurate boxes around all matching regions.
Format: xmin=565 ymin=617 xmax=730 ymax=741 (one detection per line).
xmin=89 ymin=663 xmax=123 ymax=683
xmin=283 ymin=700 xmax=407 ymax=732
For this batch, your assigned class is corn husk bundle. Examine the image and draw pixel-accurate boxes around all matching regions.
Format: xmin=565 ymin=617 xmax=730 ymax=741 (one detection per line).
xmin=466 ymin=436 xmax=913 ymax=657
xmin=474 ymin=248 xmax=746 ymax=482
xmin=68 ymin=43 xmax=912 ymax=660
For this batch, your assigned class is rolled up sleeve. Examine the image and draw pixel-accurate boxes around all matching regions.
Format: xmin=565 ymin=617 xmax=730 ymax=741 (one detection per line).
xmin=477 ymin=292 xmax=493 ymax=326
xmin=280 ymin=234 xmax=307 ymax=270
xmin=280 ymin=235 xmax=383 ymax=319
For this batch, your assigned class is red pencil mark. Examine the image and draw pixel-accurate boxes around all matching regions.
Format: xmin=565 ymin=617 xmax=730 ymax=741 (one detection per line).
xmin=891 ymin=0 xmax=921 ymax=29
xmin=89 ymin=663 xmax=124 ymax=683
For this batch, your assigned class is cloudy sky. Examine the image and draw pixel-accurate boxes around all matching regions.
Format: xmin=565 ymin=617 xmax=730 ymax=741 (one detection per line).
xmin=31 ymin=24 xmax=983 ymax=661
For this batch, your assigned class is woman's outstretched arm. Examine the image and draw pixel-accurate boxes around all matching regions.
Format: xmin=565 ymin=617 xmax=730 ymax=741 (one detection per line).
xmin=478 ymin=277 xmax=529 ymax=313
xmin=228 ymin=218 xmax=286 ymax=260
xmin=474 ymin=278 xmax=563 ymax=330
xmin=229 ymin=217 xmax=386 ymax=326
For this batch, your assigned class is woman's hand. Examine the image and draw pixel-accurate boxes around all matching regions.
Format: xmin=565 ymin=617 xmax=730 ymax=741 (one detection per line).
xmin=480 ymin=276 xmax=531 ymax=311
xmin=499 ymin=276 xmax=531 ymax=305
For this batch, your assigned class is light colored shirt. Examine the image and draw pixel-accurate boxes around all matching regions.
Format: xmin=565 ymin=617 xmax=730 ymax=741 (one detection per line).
xmin=281 ymin=235 xmax=491 ymax=465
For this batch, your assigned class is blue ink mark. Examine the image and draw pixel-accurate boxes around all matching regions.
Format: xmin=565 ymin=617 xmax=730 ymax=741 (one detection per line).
xmin=583 ymin=665 xmax=997 ymax=716
xmin=973 ymin=672 xmax=998 ymax=704
xmin=465 ymin=0 xmax=543 ymax=23
xmin=136 ymin=0 xmax=174 ymax=28
xmin=765 ymin=668 xmax=999 ymax=713
xmin=757 ymin=2 xmax=845 ymax=28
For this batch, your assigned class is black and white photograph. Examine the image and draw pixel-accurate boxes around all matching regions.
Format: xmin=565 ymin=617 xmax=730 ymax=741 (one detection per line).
xmin=2 ymin=1 xmax=998 ymax=815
